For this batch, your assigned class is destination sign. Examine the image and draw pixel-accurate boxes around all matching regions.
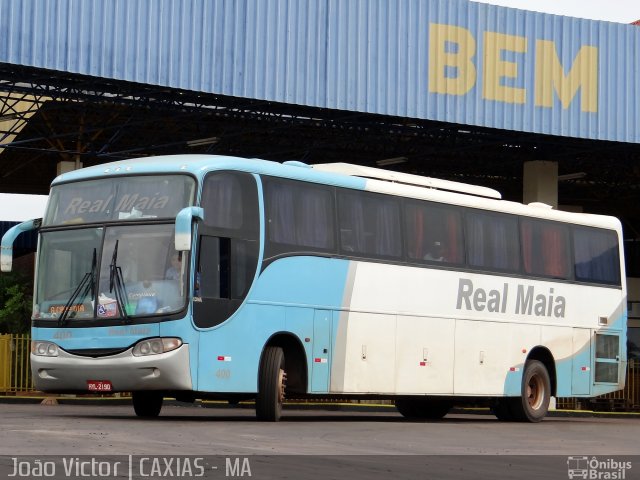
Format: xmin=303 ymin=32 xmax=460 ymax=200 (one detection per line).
xmin=44 ymin=175 xmax=195 ymax=226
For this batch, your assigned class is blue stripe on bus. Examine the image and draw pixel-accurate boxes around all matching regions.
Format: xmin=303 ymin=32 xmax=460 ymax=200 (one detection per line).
xmin=249 ymin=257 xmax=350 ymax=308
xmin=194 ymin=256 xmax=351 ymax=393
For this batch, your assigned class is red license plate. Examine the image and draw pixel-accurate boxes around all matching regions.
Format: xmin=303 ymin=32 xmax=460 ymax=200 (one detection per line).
xmin=87 ymin=380 xmax=112 ymax=392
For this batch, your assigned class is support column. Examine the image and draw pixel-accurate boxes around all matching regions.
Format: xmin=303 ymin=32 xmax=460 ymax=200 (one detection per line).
xmin=56 ymin=159 xmax=83 ymax=176
xmin=523 ymin=161 xmax=558 ymax=209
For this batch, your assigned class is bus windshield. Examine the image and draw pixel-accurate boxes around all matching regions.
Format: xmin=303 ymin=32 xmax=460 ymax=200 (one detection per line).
xmin=35 ymin=224 xmax=188 ymax=322
xmin=44 ymin=175 xmax=196 ymax=226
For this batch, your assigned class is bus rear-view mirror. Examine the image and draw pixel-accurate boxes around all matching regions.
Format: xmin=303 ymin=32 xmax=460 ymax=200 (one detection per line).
xmin=1 ymin=218 xmax=42 ymax=272
xmin=174 ymin=207 xmax=204 ymax=252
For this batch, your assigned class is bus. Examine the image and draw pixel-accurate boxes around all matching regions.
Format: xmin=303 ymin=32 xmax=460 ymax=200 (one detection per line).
xmin=1 ymin=155 xmax=626 ymax=422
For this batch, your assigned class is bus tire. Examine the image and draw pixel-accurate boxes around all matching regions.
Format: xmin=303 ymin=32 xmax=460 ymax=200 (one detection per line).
xmin=509 ymin=360 xmax=551 ymax=423
xmin=256 ymin=346 xmax=286 ymax=422
xmin=395 ymin=398 xmax=421 ymax=418
xmin=396 ymin=397 xmax=450 ymax=420
xmin=492 ymin=399 xmax=513 ymax=421
xmin=422 ymin=399 xmax=451 ymax=420
xmin=132 ymin=391 xmax=163 ymax=418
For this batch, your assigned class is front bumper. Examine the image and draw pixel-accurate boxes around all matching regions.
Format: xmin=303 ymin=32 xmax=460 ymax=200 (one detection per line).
xmin=31 ymin=344 xmax=192 ymax=392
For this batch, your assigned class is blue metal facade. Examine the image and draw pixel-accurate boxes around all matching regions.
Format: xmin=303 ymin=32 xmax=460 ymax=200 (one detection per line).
xmin=0 ymin=0 xmax=638 ymax=143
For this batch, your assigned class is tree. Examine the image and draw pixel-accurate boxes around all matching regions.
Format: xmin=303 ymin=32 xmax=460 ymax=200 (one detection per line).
xmin=0 ymin=273 xmax=32 ymax=334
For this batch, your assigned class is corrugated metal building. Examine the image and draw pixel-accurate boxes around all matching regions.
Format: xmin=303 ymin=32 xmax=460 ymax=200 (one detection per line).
xmin=0 ymin=0 xmax=638 ymax=143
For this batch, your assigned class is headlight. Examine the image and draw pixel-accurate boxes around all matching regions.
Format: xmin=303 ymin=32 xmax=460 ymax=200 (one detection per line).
xmin=31 ymin=341 xmax=59 ymax=357
xmin=132 ymin=338 xmax=183 ymax=357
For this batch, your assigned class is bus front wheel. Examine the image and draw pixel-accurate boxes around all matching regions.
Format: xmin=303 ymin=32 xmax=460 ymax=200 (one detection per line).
xmin=509 ymin=360 xmax=551 ymax=422
xmin=132 ymin=391 xmax=163 ymax=418
xmin=256 ymin=346 xmax=286 ymax=422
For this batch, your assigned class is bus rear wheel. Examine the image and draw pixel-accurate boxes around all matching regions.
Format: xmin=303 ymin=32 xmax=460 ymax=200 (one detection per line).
xmin=256 ymin=346 xmax=286 ymax=422
xmin=509 ymin=360 xmax=551 ymax=423
xmin=132 ymin=391 xmax=163 ymax=418
xmin=395 ymin=398 xmax=421 ymax=418
xmin=395 ymin=397 xmax=451 ymax=420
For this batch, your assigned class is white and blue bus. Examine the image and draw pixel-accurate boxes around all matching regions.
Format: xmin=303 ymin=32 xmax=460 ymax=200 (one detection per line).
xmin=1 ymin=155 xmax=626 ymax=422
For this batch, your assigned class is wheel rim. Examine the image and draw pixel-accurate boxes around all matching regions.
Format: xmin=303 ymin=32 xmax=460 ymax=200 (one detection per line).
xmin=526 ymin=373 xmax=545 ymax=411
xmin=277 ymin=368 xmax=287 ymax=404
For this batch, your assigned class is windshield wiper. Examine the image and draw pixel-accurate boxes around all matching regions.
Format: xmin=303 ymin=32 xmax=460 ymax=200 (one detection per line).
xmin=89 ymin=247 xmax=97 ymax=299
xmin=58 ymin=248 xmax=97 ymax=326
xmin=109 ymin=240 xmax=130 ymax=322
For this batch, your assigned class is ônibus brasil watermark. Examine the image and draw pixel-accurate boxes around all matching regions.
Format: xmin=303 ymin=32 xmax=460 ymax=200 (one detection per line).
xmin=568 ymin=456 xmax=633 ymax=480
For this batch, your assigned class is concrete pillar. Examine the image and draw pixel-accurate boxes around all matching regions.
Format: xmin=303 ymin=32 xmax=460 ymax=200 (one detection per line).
xmin=57 ymin=159 xmax=83 ymax=176
xmin=523 ymin=161 xmax=558 ymax=209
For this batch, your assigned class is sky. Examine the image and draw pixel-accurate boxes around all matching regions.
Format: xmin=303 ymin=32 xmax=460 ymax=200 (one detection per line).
xmin=473 ymin=0 xmax=639 ymax=23
xmin=0 ymin=193 xmax=48 ymax=222
xmin=0 ymin=1 xmax=636 ymax=222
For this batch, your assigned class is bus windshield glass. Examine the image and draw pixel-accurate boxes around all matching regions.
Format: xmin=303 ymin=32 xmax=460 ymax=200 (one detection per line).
xmin=44 ymin=175 xmax=196 ymax=226
xmin=35 ymin=224 xmax=189 ymax=321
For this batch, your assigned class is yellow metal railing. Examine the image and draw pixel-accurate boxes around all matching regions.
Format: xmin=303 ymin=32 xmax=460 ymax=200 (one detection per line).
xmin=0 ymin=333 xmax=35 ymax=393
xmin=0 ymin=334 xmax=10 ymax=390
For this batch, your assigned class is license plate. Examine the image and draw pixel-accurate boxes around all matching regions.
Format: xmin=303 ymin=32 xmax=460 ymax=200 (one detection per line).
xmin=87 ymin=380 xmax=112 ymax=392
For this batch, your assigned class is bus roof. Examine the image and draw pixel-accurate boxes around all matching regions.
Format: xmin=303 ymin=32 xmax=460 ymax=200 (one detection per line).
xmin=312 ymin=163 xmax=502 ymax=199
xmin=51 ymin=154 xmax=621 ymax=232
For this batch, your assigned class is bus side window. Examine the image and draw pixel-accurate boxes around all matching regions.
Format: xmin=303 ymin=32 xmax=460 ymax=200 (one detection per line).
xmin=573 ymin=227 xmax=620 ymax=285
xmin=337 ymin=190 xmax=401 ymax=259
xmin=521 ymin=219 xmax=570 ymax=279
xmin=405 ymin=201 xmax=463 ymax=264
xmin=197 ymin=236 xmax=230 ymax=299
xmin=340 ymin=229 xmax=356 ymax=253
xmin=194 ymin=171 xmax=259 ymax=328
xmin=466 ymin=211 xmax=520 ymax=272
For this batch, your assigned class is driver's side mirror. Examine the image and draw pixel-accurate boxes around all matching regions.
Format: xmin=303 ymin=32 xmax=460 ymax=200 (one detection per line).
xmin=175 ymin=207 xmax=204 ymax=251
